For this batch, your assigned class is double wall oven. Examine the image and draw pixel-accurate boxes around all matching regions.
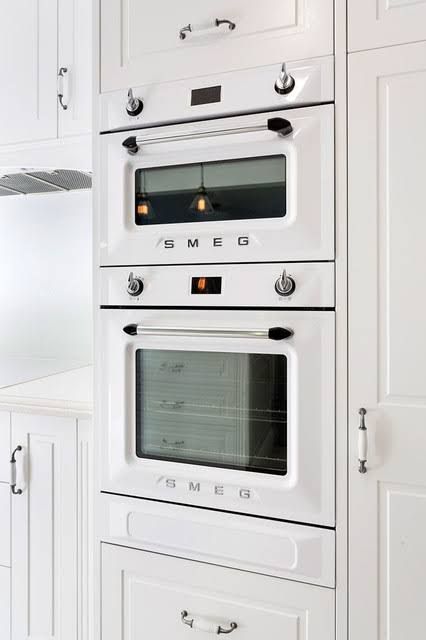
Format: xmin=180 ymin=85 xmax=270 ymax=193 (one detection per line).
xmin=98 ymin=57 xmax=335 ymax=530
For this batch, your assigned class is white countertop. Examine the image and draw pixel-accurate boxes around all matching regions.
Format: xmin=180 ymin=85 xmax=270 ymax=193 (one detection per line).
xmin=0 ymin=356 xmax=88 ymax=389
xmin=0 ymin=364 xmax=93 ymax=418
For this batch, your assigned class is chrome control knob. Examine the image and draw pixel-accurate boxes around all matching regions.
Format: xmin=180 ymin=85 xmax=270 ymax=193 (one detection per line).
xmin=275 ymin=269 xmax=296 ymax=297
xmin=275 ymin=63 xmax=295 ymax=95
xmin=127 ymin=272 xmax=144 ymax=297
xmin=126 ymin=88 xmax=143 ymax=116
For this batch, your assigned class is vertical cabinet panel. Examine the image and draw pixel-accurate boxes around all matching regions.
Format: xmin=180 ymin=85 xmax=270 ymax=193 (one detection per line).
xmin=348 ymin=42 xmax=426 ymax=640
xmin=0 ymin=0 xmax=58 ymax=145
xmin=0 ymin=484 xmax=10 ymax=568
xmin=0 ymin=413 xmax=10 ymax=482
xmin=11 ymin=414 xmax=77 ymax=640
xmin=100 ymin=0 xmax=333 ymax=92
xmin=77 ymin=419 xmax=92 ymax=640
xmin=0 ymin=567 xmax=10 ymax=640
xmin=348 ymin=0 xmax=426 ymax=52
xmin=58 ymin=0 xmax=92 ymax=137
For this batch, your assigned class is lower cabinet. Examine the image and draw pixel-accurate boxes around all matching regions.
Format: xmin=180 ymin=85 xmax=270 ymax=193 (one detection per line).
xmin=101 ymin=543 xmax=335 ymax=640
xmin=11 ymin=414 xmax=77 ymax=640
xmin=0 ymin=410 xmax=92 ymax=640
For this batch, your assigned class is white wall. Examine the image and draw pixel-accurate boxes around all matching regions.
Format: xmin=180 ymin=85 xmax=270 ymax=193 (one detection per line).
xmin=0 ymin=190 xmax=92 ymax=362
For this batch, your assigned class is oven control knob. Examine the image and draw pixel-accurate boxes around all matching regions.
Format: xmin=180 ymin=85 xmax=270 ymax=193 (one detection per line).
xmin=275 ymin=269 xmax=296 ymax=297
xmin=127 ymin=272 xmax=144 ymax=297
xmin=126 ymin=88 xmax=143 ymax=117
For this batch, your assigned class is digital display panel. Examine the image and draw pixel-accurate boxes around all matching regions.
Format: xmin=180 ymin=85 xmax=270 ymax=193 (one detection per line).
xmin=191 ymin=277 xmax=222 ymax=295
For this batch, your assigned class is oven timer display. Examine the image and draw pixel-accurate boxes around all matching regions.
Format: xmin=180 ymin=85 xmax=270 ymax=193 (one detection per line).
xmin=191 ymin=277 xmax=222 ymax=295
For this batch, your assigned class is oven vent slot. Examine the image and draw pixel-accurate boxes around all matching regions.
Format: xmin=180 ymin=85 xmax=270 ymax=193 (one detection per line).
xmin=0 ymin=169 xmax=92 ymax=196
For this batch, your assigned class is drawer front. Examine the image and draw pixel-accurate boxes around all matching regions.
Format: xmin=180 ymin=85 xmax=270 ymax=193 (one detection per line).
xmin=102 ymin=543 xmax=335 ymax=640
xmin=100 ymin=494 xmax=335 ymax=587
xmin=0 ymin=413 xmax=10 ymax=483
xmin=0 ymin=484 xmax=10 ymax=567
xmin=101 ymin=0 xmax=333 ymax=92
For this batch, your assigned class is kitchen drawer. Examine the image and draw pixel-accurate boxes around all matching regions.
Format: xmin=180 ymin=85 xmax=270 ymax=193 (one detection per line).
xmin=0 ymin=566 xmax=10 ymax=640
xmin=0 ymin=484 xmax=10 ymax=567
xmin=101 ymin=0 xmax=333 ymax=93
xmin=100 ymin=494 xmax=335 ymax=587
xmin=0 ymin=413 xmax=10 ymax=482
xmin=102 ymin=543 xmax=335 ymax=640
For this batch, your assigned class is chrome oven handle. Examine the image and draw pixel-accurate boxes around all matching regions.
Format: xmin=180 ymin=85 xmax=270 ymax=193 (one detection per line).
xmin=123 ymin=325 xmax=293 ymax=341
xmin=122 ymin=117 xmax=293 ymax=155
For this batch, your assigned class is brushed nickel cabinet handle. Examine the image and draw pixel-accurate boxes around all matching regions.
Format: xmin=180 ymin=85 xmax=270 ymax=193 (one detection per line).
xmin=10 ymin=445 xmax=23 ymax=495
xmin=181 ymin=610 xmax=238 ymax=634
xmin=57 ymin=67 xmax=69 ymax=110
xmin=358 ymin=408 xmax=368 ymax=474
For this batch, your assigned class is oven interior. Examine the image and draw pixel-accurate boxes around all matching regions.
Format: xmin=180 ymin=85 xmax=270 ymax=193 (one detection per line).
xmin=135 ymin=348 xmax=288 ymax=475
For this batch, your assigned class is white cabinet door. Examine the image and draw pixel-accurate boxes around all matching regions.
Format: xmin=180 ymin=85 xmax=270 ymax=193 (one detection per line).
xmin=0 ymin=413 xmax=10 ymax=483
xmin=100 ymin=0 xmax=333 ymax=92
xmin=58 ymin=0 xmax=92 ymax=137
xmin=102 ymin=543 xmax=335 ymax=640
xmin=0 ymin=567 xmax=10 ymax=640
xmin=349 ymin=42 xmax=426 ymax=640
xmin=10 ymin=414 xmax=77 ymax=640
xmin=0 ymin=0 xmax=58 ymax=145
xmin=348 ymin=0 xmax=426 ymax=52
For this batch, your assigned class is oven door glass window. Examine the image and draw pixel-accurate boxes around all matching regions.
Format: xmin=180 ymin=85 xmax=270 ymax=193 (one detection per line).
xmin=135 ymin=349 xmax=287 ymax=475
xmin=134 ymin=155 xmax=286 ymax=226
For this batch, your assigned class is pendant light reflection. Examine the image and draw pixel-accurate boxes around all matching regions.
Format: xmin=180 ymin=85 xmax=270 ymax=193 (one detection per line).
xmin=190 ymin=163 xmax=214 ymax=214
xmin=136 ymin=170 xmax=154 ymax=219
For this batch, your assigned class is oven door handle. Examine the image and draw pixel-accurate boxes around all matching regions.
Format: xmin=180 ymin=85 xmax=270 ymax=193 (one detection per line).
xmin=123 ymin=324 xmax=293 ymax=341
xmin=122 ymin=117 xmax=293 ymax=155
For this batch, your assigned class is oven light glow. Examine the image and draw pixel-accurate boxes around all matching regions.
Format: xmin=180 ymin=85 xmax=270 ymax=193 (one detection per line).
xmin=197 ymin=277 xmax=207 ymax=292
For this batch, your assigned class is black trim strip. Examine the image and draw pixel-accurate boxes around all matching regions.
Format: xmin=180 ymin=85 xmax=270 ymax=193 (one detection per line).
xmin=101 ymin=491 xmax=335 ymax=531
xmin=102 ymin=305 xmax=335 ymax=311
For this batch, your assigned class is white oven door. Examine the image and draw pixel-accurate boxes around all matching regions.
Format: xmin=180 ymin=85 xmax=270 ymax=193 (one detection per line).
xmin=99 ymin=309 xmax=335 ymax=526
xmin=99 ymin=105 xmax=334 ymax=266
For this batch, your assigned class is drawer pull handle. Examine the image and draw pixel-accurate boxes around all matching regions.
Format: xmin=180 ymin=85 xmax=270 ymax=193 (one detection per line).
xmin=179 ymin=18 xmax=236 ymax=40
xmin=181 ymin=610 xmax=238 ymax=635
xmin=358 ymin=408 xmax=368 ymax=474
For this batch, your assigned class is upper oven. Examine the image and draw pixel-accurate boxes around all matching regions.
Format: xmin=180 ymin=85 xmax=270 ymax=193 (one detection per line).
xmin=99 ymin=105 xmax=334 ymax=266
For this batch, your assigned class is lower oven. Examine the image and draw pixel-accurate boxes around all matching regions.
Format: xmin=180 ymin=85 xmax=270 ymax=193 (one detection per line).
xmin=99 ymin=263 xmax=335 ymax=527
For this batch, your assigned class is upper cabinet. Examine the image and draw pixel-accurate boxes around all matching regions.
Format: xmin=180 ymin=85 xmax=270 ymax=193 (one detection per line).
xmin=0 ymin=0 xmax=91 ymax=148
xmin=348 ymin=0 xmax=426 ymax=52
xmin=58 ymin=0 xmax=92 ymax=138
xmin=0 ymin=0 xmax=58 ymax=146
xmin=100 ymin=0 xmax=334 ymax=93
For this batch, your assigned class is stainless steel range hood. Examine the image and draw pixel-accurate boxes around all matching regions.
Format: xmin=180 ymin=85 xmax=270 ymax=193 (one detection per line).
xmin=0 ymin=169 xmax=92 ymax=197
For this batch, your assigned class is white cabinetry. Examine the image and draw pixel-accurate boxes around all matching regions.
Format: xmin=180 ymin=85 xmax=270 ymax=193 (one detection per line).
xmin=348 ymin=0 xmax=426 ymax=52
xmin=348 ymin=41 xmax=426 ymax=640
xmin=58 ymin=0 xmax=92 ymax=137
xmin=0 ymin=413 xmax=10 ymax=640
xmin=0 ymin=409 xmax=92 ymax=640
xmin=100 ymin=0 xmax=333 ymax=92
xmin=11 ymin=413 xmax=77 ymax=640
xmin=0 ymin=0 xmax=57 ymax=146
xmin=0 ymin=0 xmax=91 ymax=148
xmin=102 ymin=543 xmax=335 ymax=640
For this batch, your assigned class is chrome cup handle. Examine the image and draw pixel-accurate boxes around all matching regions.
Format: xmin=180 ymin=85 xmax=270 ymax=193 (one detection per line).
xmin=181 ymin=610 xmax=238 ymax=635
